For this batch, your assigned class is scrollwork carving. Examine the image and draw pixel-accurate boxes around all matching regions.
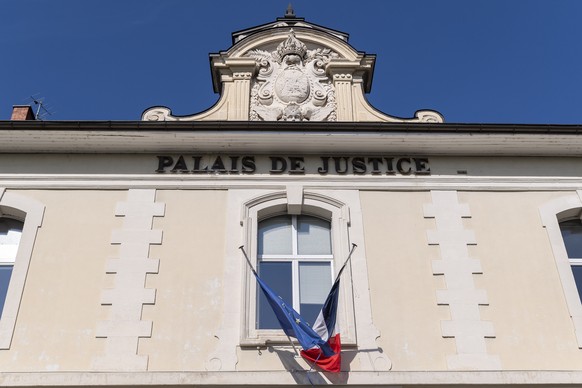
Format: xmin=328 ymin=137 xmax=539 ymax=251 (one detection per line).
xmin=414 ymin=110 xmax=445 ymax=123
xmin=142 ymin=107 xmax=174 ymax=122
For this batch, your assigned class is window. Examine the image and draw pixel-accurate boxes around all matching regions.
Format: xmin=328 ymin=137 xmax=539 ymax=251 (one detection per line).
xmin=214 ymin=188 xmax=391 ymax=370
xmin=0 ymin=190 xmax=44 ymax=349
xmin=559 ymin=219 xmax=582 ymax=304
xmin=257 ymin=215 xmax=333 ymax=329
xmin=0 ymin=218 xmax=23 ymax=319
xmin=540 ymin=193 xmax=582 ymax=348
xmin=236 ymin=189 xmax=360 ymax=347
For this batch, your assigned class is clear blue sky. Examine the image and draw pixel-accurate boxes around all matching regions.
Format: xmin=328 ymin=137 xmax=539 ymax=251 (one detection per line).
xmin=1 ymin=0 xmax=581 ymax=124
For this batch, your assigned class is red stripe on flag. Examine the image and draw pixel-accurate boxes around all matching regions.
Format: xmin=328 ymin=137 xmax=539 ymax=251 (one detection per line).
xmin=300 ymin=334 xmax=341 ymax=373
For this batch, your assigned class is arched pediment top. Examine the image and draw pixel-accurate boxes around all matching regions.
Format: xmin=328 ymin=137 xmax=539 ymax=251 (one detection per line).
xmin=240 ymin=189 xmax=349 ymax=225
xmin=142 ymin=10 xmax=444 ymax=124
xmin=224 ymin=27 xmax=365 ymax=62
xmin=209 ymin=26 xmax=375 ymax=100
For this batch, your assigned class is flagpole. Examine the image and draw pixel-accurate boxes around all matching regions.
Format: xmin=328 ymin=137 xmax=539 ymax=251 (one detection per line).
xmin=335 ymin=243 xmax=357 ymax=282
xmin=238 ymin=245 xmax=258 ymax=275
xmin=286 ymin=335 xmax=300 ymax=357
xmin=239 ymin=245 xmax=300 ymax=356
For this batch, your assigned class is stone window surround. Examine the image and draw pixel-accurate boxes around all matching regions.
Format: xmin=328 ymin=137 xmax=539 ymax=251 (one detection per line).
xmin=540 ymin=190 xmax=582 ymax=348
xmin=240 ymin=187 xmax=357 ymax=346
xmin=0 ymin=188 xmax=45 ymax=349
xmin=207 ymin=186 xmax=390 ymax=372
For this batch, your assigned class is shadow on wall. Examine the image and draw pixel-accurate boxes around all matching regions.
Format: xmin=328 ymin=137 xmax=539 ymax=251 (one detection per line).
xmin=269 ymin=346 xmax=363 ymax=384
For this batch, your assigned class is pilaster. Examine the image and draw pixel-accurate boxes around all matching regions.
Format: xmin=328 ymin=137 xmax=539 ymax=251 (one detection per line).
xmin=231 ymin=71 xmax=252 ymax=120
xmin=331 ymin=73 xmax=354 ymax=121
xmin=328 ymin=63 xmax=358 ymax=122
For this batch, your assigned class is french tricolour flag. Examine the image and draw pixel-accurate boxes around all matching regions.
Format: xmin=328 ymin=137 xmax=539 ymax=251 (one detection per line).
xmin=243 ymin=244 xmax=355 ymax=374
xmin=300 ymin=275 xmax=342 ymax=372
xmin=299 ymin=249 xmax=355 ymax=373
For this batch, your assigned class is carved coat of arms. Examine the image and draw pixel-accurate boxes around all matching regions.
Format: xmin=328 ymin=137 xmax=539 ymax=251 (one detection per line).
xmin=248 ymin=30 xmax=338 ymax=122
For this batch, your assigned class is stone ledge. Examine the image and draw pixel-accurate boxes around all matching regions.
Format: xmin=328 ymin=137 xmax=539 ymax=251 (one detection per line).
xmin=3 ymin=371 xmax=582 ymax=387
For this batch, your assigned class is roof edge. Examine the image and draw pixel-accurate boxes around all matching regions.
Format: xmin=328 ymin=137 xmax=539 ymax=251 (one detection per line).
xmin=1 ymin=120 xmax=582 ymax=135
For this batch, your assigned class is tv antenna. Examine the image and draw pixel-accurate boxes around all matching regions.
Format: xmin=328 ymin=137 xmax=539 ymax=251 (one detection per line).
xmin=27 ymin=94 xmax=54 ymax=120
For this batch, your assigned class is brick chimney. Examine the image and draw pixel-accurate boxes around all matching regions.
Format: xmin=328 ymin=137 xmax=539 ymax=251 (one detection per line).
xmin=11 ymin=105 xmax=35 ymax=120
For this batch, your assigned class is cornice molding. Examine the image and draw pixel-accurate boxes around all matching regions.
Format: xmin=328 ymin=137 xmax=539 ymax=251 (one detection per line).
xmin=0 ymin=121 xmax=582 ymax=155
xmin=0 ymin=175 xmax=581 ymax=191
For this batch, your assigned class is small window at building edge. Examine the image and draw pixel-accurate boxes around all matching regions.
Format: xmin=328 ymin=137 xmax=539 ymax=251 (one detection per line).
xmin=0 ymin=218 xmax=23 ymax=319
xmin=257 ymin=214 xmax=333 ymax=329
xmin=559 ymin=219 xmax=582 ymax=304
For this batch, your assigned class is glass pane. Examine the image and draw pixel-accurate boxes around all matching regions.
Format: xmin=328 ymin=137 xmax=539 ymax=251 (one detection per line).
xmin=299 ymin=262 xmax=332 ymax=326
xmin=297 ymin=216 xmax=331 ymax=255
xmin=258 ymin=216 xmax=292 ymax=255
xmin=0 ymin=265 xmax=13 ymax=319
xmin=560 ymin=220 xmax=582 ymax=258
xmin=257 ymin=261 xmax=292 ymax=329
xmin=573 ymin=266 xmax=582 ymax=304
xmin=0 ymin=218 xmax=23 ymax=264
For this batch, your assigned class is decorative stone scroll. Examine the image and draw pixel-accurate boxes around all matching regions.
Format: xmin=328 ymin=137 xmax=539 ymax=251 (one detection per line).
xmin=248 ymin=30 xmax=337 ymax=122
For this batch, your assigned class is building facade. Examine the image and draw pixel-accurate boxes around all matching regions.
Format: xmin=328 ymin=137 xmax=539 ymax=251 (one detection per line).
xmin=2 ymin=10 xmax=582 ymax=387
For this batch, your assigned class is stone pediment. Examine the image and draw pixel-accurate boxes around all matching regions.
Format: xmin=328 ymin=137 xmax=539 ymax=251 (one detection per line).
xmin=142 ymin=9 xmax=443 ymax=123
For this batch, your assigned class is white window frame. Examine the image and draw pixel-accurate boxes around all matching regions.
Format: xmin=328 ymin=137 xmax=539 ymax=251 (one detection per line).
xmin=559 ymin=218 xmax=582 ymax=266
xmin=257 ymin=214 xmax=334 ymax=326
xmin=0 ymin=188 xmax=45 ymax=349
xmin=240 ymin=190 xmax=357 ymax=346
xmin=540 ymin=191 xmax=582 ymax=348
xmin=0 ymin=218 xmax=24 ymax=318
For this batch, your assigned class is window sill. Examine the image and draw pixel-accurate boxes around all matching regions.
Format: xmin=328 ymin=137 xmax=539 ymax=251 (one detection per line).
xmin=240 ymin=336 xmax=357 ymax=349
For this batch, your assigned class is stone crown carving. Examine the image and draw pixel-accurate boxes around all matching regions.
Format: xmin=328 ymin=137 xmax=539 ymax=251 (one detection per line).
xmin=248 ymin=30 xmax=338 ymax=122
xmin=274 ymin=31 xmax=307 ymax=61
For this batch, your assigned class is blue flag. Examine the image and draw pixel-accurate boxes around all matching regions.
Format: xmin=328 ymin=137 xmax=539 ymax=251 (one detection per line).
xmin=253 ymin=273 xmax=335 ymax=357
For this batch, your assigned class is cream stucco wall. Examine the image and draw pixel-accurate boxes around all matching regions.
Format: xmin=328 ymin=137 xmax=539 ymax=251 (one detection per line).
xmin=361 ymin=191 xmax=452 ymax=371
xmin=142 ymin=190 xmax=228 ymax=371
xmin=0 ymin=189 xmax=231 ymax=372
xmin=2 ymin=187 xmax=582 ymax=374
xmin=360 ymin=190 xmax=582 ymax=371
xmin=0 ymin=190 xmax=124 ymax=371
xmin=460 ymin=191 xmax=582 ymax=369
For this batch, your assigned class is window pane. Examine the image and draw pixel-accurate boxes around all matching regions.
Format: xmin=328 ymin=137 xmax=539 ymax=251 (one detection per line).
xmin=572 ymin=266 xmax=582 ymax=305
xmin=257 ymin=261 xmax=292 ymax=329
xmin=560 ymin=220 xmax=582 ymax=258
xmin=297 ymin=216 xmax=331 ymax=255
xmin=299 ymin=262 xmax=332 ymax=325
xmin=0 ymin=265 xmax=13 ymax=319
xmin=258 ymin=216 xmax=292 ymax=255
xmin=0 ymin=218 xmax=23 ymax=264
